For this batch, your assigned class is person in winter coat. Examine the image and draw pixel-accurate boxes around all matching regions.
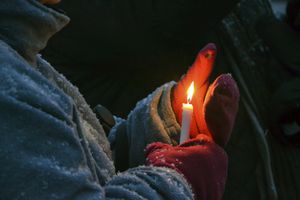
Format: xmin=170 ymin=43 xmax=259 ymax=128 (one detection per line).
xmin=0 ymin=0 xmax=239 ymax=200
xmin=255 ymin=1 xmax=300 ymax=148
xmin=211 ymin=0 xmax=300 ymax=199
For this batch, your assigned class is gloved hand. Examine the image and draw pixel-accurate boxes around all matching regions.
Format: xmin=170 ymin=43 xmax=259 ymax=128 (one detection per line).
xmin=172 ymin=43 xmax=240 ymax=146
xmin=146 ymin=134 xmax=228 ymax=200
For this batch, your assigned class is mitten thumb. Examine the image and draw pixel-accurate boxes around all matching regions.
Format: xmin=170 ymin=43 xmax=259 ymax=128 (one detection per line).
xmin=204 ymin=74 xmax=240 ymax=146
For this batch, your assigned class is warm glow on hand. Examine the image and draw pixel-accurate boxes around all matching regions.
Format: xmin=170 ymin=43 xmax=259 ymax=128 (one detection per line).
xmin=172 ymin=43 xmax=216 ymax=139
xmin=172 ymin=43 xmax=240 ymax=146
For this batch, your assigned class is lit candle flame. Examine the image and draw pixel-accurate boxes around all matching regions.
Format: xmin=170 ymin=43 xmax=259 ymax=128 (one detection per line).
xmin=187 ymin=81 xmax=195 ymax=104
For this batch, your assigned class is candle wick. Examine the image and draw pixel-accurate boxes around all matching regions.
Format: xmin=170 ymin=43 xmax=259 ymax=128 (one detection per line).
xmin=187 ymin=98 xmax=191 ymax=104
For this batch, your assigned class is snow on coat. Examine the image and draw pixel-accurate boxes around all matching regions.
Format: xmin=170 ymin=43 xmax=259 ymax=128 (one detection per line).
xmin=0 ymin=0 xmax=194 ymax=199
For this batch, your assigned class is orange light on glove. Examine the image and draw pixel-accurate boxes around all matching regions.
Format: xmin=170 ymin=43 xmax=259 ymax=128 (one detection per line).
xmin=172 ymin=43 xmax=240 ymax=146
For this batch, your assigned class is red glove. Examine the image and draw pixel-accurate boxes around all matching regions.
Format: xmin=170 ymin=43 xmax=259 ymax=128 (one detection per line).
xmin=172 ymin=43 xmax=240 ymax=146
xmin=146 ymin=134 xmax=228 ymax=200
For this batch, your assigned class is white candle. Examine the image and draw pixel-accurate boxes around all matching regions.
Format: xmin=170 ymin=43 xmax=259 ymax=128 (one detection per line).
xmin=180 ymin=82 xmax=194 ymax=144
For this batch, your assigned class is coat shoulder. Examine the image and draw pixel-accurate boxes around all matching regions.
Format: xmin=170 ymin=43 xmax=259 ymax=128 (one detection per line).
xmin=0 ymin=40 xmax=73 ymax=119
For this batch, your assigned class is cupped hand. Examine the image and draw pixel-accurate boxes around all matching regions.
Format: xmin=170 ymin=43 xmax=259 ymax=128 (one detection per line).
xmin=172 ymin=43 xmax=240 ymax=146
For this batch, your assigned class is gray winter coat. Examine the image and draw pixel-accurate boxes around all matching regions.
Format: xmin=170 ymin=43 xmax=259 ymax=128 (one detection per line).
xmin=0 ymin=0 xmax=193 ymax=199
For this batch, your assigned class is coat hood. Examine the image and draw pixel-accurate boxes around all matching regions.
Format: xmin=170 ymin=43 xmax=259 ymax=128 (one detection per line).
xmin=0 ymin=0 xmax=70 ymax=65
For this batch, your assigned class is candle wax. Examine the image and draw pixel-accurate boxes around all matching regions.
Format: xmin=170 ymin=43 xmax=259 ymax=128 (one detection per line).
xmin=180 ymin=103 xmax=193 ymax=144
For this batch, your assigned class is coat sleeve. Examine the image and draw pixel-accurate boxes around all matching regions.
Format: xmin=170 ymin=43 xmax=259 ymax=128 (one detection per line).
xmin=105 ymin=166 xmax=193 ymax=200
xmin=105 ymin=82 xmax=195 ymax=199
xmin=110 ymin=82 xmax=181 ymax=168
xmin=0 ymin=52 xmax=106 ymax=199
